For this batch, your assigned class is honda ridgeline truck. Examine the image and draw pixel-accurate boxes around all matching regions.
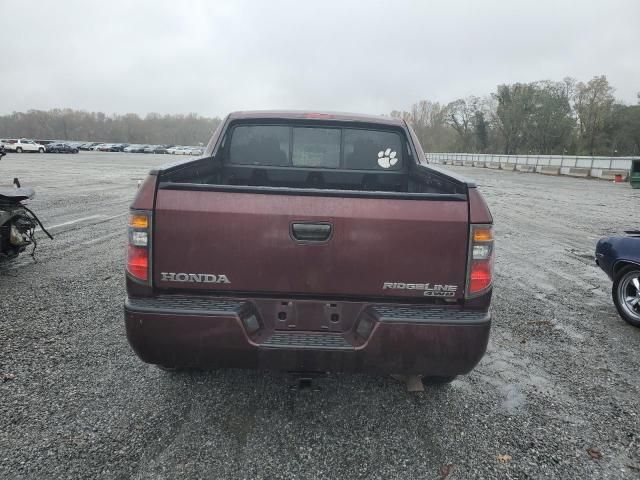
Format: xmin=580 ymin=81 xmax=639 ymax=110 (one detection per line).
xmin=124 ymin=111 xmax=494 ymax=383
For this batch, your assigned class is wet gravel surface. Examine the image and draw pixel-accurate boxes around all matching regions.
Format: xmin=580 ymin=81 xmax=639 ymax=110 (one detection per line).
xmin=1 ymin=153 xmax=639 ymax=479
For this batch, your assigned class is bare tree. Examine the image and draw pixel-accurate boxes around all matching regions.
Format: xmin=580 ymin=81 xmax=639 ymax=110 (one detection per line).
xmin=0 ymin=109 xmax=222 ymax=145
xmin=574 ymin=75 xmax=615 ymax=155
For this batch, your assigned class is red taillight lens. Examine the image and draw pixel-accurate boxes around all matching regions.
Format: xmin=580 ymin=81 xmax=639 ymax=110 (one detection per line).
xmin=469 ymin=261 xmax=492 ymax=293
xmin=467 ymin=224 xmax=494 ymax=297
xmin=127 ymin=245 xmax=148 ymax=281
xmin=127 ymin=210 xmax=150 ymax=283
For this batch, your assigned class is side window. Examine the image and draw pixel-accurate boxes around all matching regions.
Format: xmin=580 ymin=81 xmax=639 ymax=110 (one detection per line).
xmin=292 ymin=128 xmax=340 ymax=168
xmin=343 ymin=129 xmax=403 ymax=170
xmin=229 ymin=126 xmax=290 ymax=166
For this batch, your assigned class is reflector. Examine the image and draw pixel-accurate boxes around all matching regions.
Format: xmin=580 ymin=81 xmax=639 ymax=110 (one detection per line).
xmin=473 ymin=228 xmax=493 ymax=242
xmin=129 ymin=214 xmax=148 ymax=229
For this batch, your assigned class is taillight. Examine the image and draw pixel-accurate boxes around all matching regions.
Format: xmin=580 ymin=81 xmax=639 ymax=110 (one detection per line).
xmin=127 ymin=211 xmax=151 ymax=283
xmin=466 ymin=225 xmax=494 ymax=297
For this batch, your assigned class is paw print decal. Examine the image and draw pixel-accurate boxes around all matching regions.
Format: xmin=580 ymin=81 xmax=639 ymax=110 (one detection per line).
xmin=377 ymin=148 xmax=398 ymax=168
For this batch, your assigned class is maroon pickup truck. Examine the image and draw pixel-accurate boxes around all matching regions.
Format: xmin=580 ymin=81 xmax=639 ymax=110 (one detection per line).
xmin=124 ymin=111 xmax=493 ymax=384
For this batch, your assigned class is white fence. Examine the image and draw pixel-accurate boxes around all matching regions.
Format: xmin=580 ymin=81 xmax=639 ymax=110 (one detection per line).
xmin=426 ymin=153 xmax=636 ymax=172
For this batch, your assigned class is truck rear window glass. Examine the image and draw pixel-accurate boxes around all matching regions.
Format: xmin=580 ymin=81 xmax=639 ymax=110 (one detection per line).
xmin=229 ymin=126 xmax=290 ymax=166
xmin=292 ymin=128 xmax=340 ymax=168
xmin=343 ymin=129 xmax=402 ymax=170
xmin=228 ymin=125 xmax=403 ymax=170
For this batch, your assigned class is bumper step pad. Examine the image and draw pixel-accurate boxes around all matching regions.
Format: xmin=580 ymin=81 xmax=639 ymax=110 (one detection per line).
xmin=371 ymin=305 xmax=489 ymax=324
xmin=261 ymin=331 xmax=353 ymax=350
xmin=126 ymin=296 xmax=244 ymax=315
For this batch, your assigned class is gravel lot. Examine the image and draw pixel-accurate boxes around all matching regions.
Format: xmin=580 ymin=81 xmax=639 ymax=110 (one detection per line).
xmin=1 ymin=152 xmax=639 ymax=479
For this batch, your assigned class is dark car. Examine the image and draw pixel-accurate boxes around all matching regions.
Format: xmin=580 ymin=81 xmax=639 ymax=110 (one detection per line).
xmin=98 ymin=143 xmax=128 ymax=152
xmin=596 ymin=232 xmax=640 ymax=327
xmin=112 ymin=143 xmax=129 ymax=152
xmin=80 ymin=142 xmax=101 ymax=150
xmin=124 ymin=110 xmax=494 ymax=384
xmin=152 ymin=144 xmax=175 ymax=154
xmin=45 ymin=142 xmax=79 ymax=154
xmin=146 ymin=144 xmax=173 ymax=154
xmin=142 ymin=145 xmax=155 ymax=154
xmin=127 ymin=145 xmax=149 ymax=153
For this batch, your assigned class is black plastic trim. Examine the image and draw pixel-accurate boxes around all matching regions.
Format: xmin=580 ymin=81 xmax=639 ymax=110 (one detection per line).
xmin=157 ymin=181 xmax=468 ymax=201
xmin=152 ymin=287 xmax=467 ymax=305
xmin=370 ymin=305 xmax=490 ymax=325
xmin=290 ymin=222 xmax=333 ymax=243
xmin=125 ymin=295 xmax=245 ymax=316
xmin=261 ymin=331 xmax=353 ymax=350
xmin=421 ymin=163 xmax=477 ymax=188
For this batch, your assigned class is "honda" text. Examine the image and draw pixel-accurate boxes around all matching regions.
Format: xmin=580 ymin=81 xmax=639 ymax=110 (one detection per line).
xmin=160 ymin=272 xmax=231 ymax=284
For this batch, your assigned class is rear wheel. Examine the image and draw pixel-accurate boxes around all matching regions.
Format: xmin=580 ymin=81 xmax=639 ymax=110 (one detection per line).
xmin=38 ymin=147 xmax=44 ymax=153
xmin=422 ymin=375 xmax=457 ymax=386
xmin=16 ymin=147 xmax=22 ymax=153
xmin=613 ymin=266 xmax=640 ymax=327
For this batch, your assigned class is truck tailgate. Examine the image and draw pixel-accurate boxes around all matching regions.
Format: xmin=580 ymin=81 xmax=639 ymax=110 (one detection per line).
xmin=153 ymin=189 xmax=469 ymax=300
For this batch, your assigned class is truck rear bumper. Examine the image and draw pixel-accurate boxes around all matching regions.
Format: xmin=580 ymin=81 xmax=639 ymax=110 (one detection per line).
xmin=124 ymin=295 xmax=490 ymax=376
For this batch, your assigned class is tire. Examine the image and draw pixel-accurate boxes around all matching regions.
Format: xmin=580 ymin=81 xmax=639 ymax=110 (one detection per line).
xmin=72 ymin=149 xmax=78 ymax=154
xmin=612 ymin=266 xmax=640 ymax=327
xmin=38 ymin=147 xmax=44 ymax=153
xmin=16 ymin=147 xmax=22 ymax=153
xmin=422 ymin=375 xmax=457 ymax=386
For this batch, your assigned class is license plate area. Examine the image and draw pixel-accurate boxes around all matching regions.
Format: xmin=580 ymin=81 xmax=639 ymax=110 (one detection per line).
xmin=252 ymin=299 xmax=360 ymax=332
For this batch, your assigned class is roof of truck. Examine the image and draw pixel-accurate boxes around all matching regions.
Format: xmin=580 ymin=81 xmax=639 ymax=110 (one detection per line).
xmin=228 ymin=110 xmax=405 ymax=126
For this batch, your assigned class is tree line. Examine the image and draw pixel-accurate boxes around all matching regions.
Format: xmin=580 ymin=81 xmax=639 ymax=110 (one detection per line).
xmin=391 ymin=75 xmax=640 ymax=156
xmin=1 ymin=75 xmax=638 ymax=155
xmin=0 ymin=110 xmax=221 ymax=146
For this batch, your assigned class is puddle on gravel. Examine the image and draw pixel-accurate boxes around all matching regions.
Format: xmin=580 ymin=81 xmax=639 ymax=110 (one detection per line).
xmin=552 ymin=322 xmax=585 ymax=341
xmin=476 ymin=344 xmax=556 ymax=415
xmin=501 ymin=384 xmax=526 ymax=414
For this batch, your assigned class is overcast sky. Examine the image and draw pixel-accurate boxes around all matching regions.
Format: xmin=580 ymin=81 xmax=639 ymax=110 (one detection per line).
xmin=1 ymin=0 xmax=638 ymax=117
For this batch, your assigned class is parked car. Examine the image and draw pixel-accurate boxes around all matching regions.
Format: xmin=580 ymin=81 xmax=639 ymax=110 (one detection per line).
xmin=185 ymin=147 xmax=204 ymax=156
xmin=98 ymin=143 xmax=126 ymax=152
xmin=143 ymin=145 xmax=159 ymax=154
xmin=596 ymin=232 xmax=640 ymax=327
xmin=175 ymin=146 xmax=201 ymax=155
xmin=80 ymin=142 xmax=101 ymax=150
xmin=3 ymin=139 xmax=45 ymax=153
xmin=125 ymin=144 xmax=149 ymax=153
xmin=45 ymin=142 xmax=79 ymax=153
xmin=152 ymin=144 xmax=174 ymax=154
xmin=113 ymin=143 xmax=129 ymax=152
xmin=166 ymin=146 xmax=186 ymax=154
xmin=124 ymin=110 xmax=494 ymax=384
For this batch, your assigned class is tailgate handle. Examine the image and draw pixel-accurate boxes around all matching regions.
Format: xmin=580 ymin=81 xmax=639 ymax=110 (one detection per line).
xmin=291 ymin=222 xmax=332 ymax=242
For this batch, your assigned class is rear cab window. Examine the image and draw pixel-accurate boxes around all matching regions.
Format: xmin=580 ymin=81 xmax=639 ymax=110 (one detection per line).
xmin=227 ymin=124 xmax=405 ymax=171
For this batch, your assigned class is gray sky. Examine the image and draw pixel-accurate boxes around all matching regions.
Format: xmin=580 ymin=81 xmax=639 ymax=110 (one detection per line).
xmin=1 ymin=0 xmax=638 ymax=117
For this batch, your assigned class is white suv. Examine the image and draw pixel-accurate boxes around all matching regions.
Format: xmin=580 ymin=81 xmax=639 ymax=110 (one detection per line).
xmin=3 ymin=139 xmax=46 ymax=153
